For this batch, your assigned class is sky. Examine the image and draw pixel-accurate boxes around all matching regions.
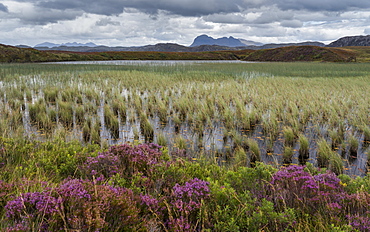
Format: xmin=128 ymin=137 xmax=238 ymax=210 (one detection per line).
xmin=0 ymin=0 xmax=370 ymax=47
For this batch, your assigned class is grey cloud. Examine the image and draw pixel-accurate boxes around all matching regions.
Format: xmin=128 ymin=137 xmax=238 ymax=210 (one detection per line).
xmin=0 ymin=3 xmax=8 ymax=12
xmin=274 ymin=0 xmax=370 ymax=12
xmin=253 ymin=10 xmax=293 ymax=24
xmin=36 ymin=0 xmax=249 ymax=17
xmin=37 ymin=0 xmax=124 ymax=16
xmin=96 ymin=18 xmax=120 ymax=26
xmin=204 ymin=13 xmax=247 ymax=24
xmin=18 ymin=8 xmax=82 ymax=25
xmin=280 ymin=20 xmax=303 ymax=28
xmin=10 ymin=0 xmax=370 ymax=26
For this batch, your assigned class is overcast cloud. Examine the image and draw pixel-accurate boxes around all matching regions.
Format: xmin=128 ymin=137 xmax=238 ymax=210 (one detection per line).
xmin=0 ymin=0 xmax=370 ymax=46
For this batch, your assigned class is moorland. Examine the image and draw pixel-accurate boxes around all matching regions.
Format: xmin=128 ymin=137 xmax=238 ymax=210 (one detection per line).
xmin=0 ymin=44 xmax=369 ymax=231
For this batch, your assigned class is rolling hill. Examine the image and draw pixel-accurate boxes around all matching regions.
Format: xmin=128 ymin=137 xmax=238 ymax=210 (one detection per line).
xmin=0 ymin=43 xmax=361 ymax=63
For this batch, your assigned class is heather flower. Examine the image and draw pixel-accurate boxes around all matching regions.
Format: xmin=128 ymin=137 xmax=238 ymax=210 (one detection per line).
xmin=56 ymin=178 xmax=91 ymax=200
xmin=5 ymin=191 xmax=58 ymax=231
xmin=269 ymin=165 xmax=346 ymax=214
xmin=168 ymin=216 xmax=192 ymax=232
xmin=81 ymin=152 xmax=120 ymax=179
xmin=84 ymin=143 xmax=163 ymax=179
xmin=0 ymin=180 xmax=13 ymax=208
xmin=5 ymin=191 xmax=58 ymax=219
xmin=347 ymin=214 xmax=370 ymax=231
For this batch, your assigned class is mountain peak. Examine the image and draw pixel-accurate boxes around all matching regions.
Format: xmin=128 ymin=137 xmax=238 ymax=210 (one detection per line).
xmin=327 ymin=35 xmax=370 ymax=47
xmin=35 ymin=42 xmax=97 ymax=48
xmin=190 ymin=35 xmax=258 ymax=47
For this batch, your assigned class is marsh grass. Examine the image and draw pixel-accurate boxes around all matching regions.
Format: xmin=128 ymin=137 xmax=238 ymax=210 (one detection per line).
xmin=139 ymin=112 xmax=154 ymax=142
xmin=174 ymin=134 xmax=187 ymax=150
xmin=0 ymin=62 xmax=369 ymax=175
xmin=247 ymin=138 xmax=260 ymax=167
xmin=348 ymin=135 xmax=359 ymax=159
xmin=283 ymin=146 xmax=294 ymax=165
xmin=156 ymin=132 xmax=168 ymax=147
xmin=362 ymin=126 xmax=370 ymax=145
xmin=74 ymin=105 xmax=85 ymax=125
xmin=283 ymin=126 xmax=295 ymax=147
xmin=232 ymin=146 xmax=248 ymax=169
xmin=329 ymin=129 xmax=344 ymax=150
xmin=58 ymin=100 xmax=74 ymax=128
xmin=298 ymin=134 xmax=309 ymax=165
xmin=104 ymin=105 xmax=119 ymax=139
xmin=91 ymin=121 xmax=101 ymax=145
xmin=112 ymin=98 xmax=127 ymax=122
xmin=317 ymin=138 xmax=332 ymax=168
xmin=329 ymin=153 xmax=344 ymax=175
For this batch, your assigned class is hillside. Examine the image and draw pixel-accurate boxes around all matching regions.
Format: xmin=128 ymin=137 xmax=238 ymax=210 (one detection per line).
xmin=0 ymin=43 xmax=250 ymax=63
xmin=243 ymin=46 xmax=356 ymax=62
xmin=0 ymin=44 xmax=62 ymax=62
xmin=0 ymin=43 xmax=361 ymax=63
xmin=327 ymin=35 xmax=370 ymax=47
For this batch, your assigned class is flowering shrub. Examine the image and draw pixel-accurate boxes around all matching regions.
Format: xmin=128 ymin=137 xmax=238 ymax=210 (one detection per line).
xmin=81 ymin=152 xmax=120 ymax=180
xmin=81 ymin=143 xmax=163 ymax=181
xmin=269 ymin=165 xmax=344 ymax=215
xmin=4 ymin=179 xmax=141 ymax=231
xmin=140 ymin=178 xmax=211 ymax=231
xmin=0 ymin=180 xmax=13 ymax=213
xmin=347 ymin=214 xmax=370 ymax=231
xmin=5 ymin=191 xmax=59 ymax=231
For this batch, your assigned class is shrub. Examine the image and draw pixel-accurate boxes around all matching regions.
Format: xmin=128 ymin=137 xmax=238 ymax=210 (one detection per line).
xmin=4 ymin=179 xmax=141 ymax=231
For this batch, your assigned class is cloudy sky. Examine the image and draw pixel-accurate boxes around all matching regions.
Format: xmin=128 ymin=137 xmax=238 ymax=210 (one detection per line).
xmin=0 ymin=0 xmax=370 ymax=47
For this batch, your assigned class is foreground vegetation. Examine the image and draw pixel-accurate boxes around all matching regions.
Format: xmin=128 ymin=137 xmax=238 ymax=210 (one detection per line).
xmin=0 ymin=62 xmax=369 ymax=230
xmin=1 ymin=139 xmax=370 ymax=231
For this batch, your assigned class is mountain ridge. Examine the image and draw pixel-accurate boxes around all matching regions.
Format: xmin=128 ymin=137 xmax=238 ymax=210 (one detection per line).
xmin=327 ymin=35 xmax=370 ymax=47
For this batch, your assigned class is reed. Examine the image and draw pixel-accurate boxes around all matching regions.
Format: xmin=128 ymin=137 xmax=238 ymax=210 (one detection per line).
xmin=91 ymin=121 xmax=101 ymax=145
xmin=298 ymin=134 xmax=309 ymax=165
xmin=82 ymin=119 xmax=91 ymax=143
xmin=104 ymin=105 xmax=119 ymax=139
xmin=283 ymin=126 xmax=295 ymax=147
xmin=329 ymin=129 xmax=343 ymax=150
xmin=74 ymin=105 xmax=85 ymax=125
xmin=139 ymin=112 xmax=154 ymax=143
xmin=247 ymin=138 xmax=261 ymax=166
xmin=362 ymin=125 xmax=370 ymax=145
xmin=317 ymin=138 xmax=333 ymax=168
xmin=112 ymin=98 xmax=127 ymax=122
xmin=58 ymin=100 xmax=74 ymax=128
xmin=348 ymin=135 xmax=359 ymax=159
xmin=283 ymin=146 xmax=294 ymax=165
xmin=232 ymin=146 xmax=248 ymax=169
xmin=43 ymin=87 xmax=59 ymax=103
xmin=156 ymin=132 xmax=168 ymax=147
xmin=328 ymin=153 xmax=343 ymax=175
xmin=174 ymin=134 xmax=187 ymax=150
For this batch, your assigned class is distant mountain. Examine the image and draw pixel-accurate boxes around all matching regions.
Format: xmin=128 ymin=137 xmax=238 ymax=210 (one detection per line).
xmin=35 ymin=42 xmax=98 ymax=48
xmin=15 ymin=45 xmax=32 ymax=49
xmin=190 ymin=35 xmax=247 ymax=47
xmin=62 ymin=42 xmax=97 ymax=47
xmin=239 ymin=39 xmax=263 ymax=46
xmin=34 ymin=43 xmax=243 ymax=53
xmin=327 ymin=35 xmax=370 ymax=47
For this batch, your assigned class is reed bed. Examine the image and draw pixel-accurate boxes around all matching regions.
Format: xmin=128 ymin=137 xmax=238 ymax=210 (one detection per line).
xmin=0 ymin=62 xmax=368 ymax=176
